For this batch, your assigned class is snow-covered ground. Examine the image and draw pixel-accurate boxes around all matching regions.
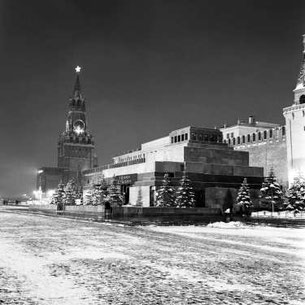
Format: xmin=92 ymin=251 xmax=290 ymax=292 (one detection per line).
xmin=0 ymin=210 xmax=304 ymax=304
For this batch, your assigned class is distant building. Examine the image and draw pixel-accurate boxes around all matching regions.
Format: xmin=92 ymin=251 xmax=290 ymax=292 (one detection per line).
xmin=37 ymin=67 xmax=98 ymax=194
xmin=83 ymin=126 xmax=263 ymax=208
xmin=221 ymin=34 xmax=305 ymax=187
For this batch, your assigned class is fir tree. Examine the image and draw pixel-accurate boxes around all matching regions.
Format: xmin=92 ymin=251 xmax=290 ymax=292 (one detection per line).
xmin=64 ymin=179 xmax=78 ymax=205
xmin=175 ymin=173 xmax=196 ymax=208
xmin=84 ymin=187 xmax=93 ymax=205
xmin=108 ymin=176 xmax=123 ymax=207
xmin=91 ymin=182 xmax=103 ymax=205
xmin=260 ymin=169 xmax=283 ymax=212
xmin=155 ymin=173 xmax=176 ymax=207
xmin=236 ymin=178 xmax=252 ymax=215
xmin=52 ymin=183 xmax=66 ymax=210
xmin=100 ymin=177 xmax=109 ymax=204
xmin=285 ymin=176 xmax=305 ymax=213
xmin=90 ymin=178 xmax=109 ymax=205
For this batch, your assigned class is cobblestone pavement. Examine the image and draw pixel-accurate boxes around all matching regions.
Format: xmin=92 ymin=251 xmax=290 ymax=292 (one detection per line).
xmin=0 ymin=210 xmax=304 ymax=305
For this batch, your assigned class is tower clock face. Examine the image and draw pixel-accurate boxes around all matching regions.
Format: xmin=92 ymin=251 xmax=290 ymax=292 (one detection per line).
xmin=73 ymin=120 xmax=85 ymax=134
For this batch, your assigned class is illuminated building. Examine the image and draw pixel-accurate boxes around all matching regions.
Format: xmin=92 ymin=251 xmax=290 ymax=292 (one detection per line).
xmin=37 ymin=67 xmax=97 ymax=194
xmin=83 ymin=127 xmax=263 ymax=207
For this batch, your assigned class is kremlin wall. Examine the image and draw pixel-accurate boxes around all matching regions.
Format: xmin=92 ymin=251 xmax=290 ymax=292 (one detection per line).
xmin=220 ymin=117 xmax=287 ymax=187
xmin=37 ymin=35 xmax=305 ymax=209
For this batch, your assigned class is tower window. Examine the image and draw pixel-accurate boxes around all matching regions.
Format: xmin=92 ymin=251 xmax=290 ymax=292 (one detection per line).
xmin=181 ymin=134 xmax=184 ymax=141
xmin=300 ymin=95 xmax=305 ymax=104
xmin=233 ymin=138 xmax=236 ymax=145
xmin=237 ymin=137 xmax=240 ymax=144
xmin=303 ymin=110 xmax=305 ymax=117
xmin=292 ymin=112 xmax=295 ymax=119
xmin=269 ymin=129 xmax=273 ymax=138
xmin=252 ymin=133 xmax=256 ymax=141
xmin=258 ymin=132 xmax=261 ymax=140
xmin=242 ymin=135 xmax=245 ymax=143
xmin=247 ymin=134 xmax=251 ymax=142
xmin=264 ymin=131 xmax=267 ymax=139
xmin=185 ymin=133 xmax=188 ymax=140
xmin=282 ymin=126 xmax=285 ymax=136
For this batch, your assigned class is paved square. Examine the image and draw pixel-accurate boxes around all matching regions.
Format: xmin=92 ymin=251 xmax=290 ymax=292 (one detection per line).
xmin=0 ymin=210 xmax=304 ymax=304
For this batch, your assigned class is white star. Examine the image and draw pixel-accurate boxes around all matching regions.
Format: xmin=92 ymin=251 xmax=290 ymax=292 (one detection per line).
xmin=75 ymin=66 xmax=81 ymax=73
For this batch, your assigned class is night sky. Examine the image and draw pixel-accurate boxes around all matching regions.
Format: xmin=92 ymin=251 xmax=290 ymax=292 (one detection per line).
xmin=0 ymin=0 xmax=305 ymax=197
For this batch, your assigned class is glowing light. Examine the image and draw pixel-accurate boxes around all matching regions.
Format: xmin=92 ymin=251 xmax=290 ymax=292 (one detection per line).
xmin=75 ymin=66 xmax=81 ymax=73
xmin=288 ymin=168 xmax=305 ymax=186
xmin=74 ymin=125 xmax=84 ymax=135
xmin=37 ymin=169 xmax=43 ymax=174
xmin=46 ymin=189 xmax=55 ymax=198
xmin=33 ymin=187 xmax=43 ymax=200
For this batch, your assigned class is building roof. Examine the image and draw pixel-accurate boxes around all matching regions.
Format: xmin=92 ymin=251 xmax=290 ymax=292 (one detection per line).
xmin=221 ymin=116 xmax=280 ymax=130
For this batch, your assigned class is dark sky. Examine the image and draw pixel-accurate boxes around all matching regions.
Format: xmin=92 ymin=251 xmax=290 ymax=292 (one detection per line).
xmin=0 ymin=0 xmax=305 ymax=197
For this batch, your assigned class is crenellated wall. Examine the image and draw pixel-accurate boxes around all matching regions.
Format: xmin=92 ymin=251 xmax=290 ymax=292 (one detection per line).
xmin=223 ymin=126 xmax=287 ymax=186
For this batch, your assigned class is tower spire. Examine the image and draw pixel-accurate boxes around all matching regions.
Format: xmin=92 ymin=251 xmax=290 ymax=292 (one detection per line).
xmin=73 ymin=66 xmax=82 ymax=97
xmin=296 ymin=35 xmax=305 ymax=89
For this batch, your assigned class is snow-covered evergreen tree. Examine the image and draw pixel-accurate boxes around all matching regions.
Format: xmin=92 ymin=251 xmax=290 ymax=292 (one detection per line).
xmin=260 ymin=169 xmax=283 ymax=212
xmin=52 ymin=183 xmax=66 ymax=210
xmin=236 ymin=178 xmax=252 ymax=215
xmin=175 ymin=173 xmax=196 ymax=208
xmin=100 ymin=177 xmax=109 ymax=203
xmin=155 ymin=173 xmax=176 ymax=207
xmin=64 ymin=179 xmax=78 ymax=205
xmin=108 ymin=175 xmax=123 ymax=207
xmin=84 ymin=187 xmax=93 ymax=205
xmin=91 ymin=182 xmax=103 ymax=205
xmin=285 ymin=176 xmax=305 ymax=213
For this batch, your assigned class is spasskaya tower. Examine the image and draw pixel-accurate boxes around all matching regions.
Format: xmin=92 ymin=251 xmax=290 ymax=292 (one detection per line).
xmin=57 ymin=66 xmax=96 ymax=172
xmin=37 ymin=67 xmax=98 ymax=194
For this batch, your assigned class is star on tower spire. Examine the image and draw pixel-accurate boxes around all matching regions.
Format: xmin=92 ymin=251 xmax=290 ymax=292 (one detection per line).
xmin=73 ymin=66 xmax=82 ymax=96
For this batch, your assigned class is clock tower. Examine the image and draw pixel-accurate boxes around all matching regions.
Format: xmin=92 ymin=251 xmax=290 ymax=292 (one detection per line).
xmin=283 ymin=35 xmax=305 ymax=184
xmin=57 ymin=67 xmax=97 ymax=176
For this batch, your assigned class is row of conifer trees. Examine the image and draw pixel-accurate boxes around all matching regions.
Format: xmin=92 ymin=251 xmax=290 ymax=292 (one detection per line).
xmin=51 ymin=176 xmax=124 ymax=207
xmin=51 ymin=173 xmax=196 ymax=208
xmin=236 ymin=169 xmax=305 ymax=214
xmin=156 ymin=169 xmax=305 ymax=214
xmin=51 ymin=169 xmax=305 ymax=213
xmin=155 ymin=173 xmax=196 ymax=208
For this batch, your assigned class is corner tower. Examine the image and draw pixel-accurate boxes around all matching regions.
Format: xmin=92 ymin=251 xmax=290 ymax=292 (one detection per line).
xmin=57 ymin=67 xmax=96 ymax=175
xmin=283 ymin=35 xmax=305 ymax=184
